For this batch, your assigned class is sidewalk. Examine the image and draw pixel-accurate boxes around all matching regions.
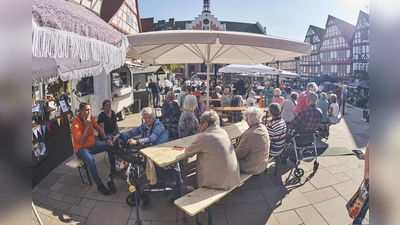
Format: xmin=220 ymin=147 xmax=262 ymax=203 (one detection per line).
xmin=32 ymin=102 xmax=369 ymax=225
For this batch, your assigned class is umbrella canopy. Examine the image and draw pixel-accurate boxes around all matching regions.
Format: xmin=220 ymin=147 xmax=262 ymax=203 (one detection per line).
xmin=319 ymin=74 xmax=338 ymax=83
xmin=347 ymin=81 xmax=369 ymax=89
xmin=279 ymin=70 xmax=299 ymax=78
xmin=218 ymin=64 xmax=280 ymax=74
xmin=126 ymin=30 xmax=311 ymax=105
xmin=32 ymin=0 xmax=130 ymax=83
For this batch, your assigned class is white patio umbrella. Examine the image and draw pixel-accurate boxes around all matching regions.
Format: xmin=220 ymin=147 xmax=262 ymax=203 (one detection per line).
xmin=218 ymin=64 xmax=280 ymax=82
xmin=32 ymin=0 xmax=129 ymax=84
xmin=126 ymin=30 xmax=311 ymax=106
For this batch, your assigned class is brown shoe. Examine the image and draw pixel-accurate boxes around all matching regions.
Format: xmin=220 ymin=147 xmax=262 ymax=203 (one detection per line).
xmin=97 ymin=183 xmax=111 ymax=196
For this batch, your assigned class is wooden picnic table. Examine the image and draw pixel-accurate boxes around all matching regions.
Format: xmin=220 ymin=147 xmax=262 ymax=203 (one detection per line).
xmin=139 ymin=122 xmax=248 ymax=167
xmin=212 ymin=107 xmax=246 ymax=111
xmin=202 ymin=98 xmax=220 ymax=102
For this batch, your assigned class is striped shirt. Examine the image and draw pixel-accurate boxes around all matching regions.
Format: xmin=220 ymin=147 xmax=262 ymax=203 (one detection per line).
xmin=267 ymin=117 xmax=287 ymax=156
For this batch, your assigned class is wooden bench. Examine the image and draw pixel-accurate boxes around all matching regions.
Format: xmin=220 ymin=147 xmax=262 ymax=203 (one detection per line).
xmin=65 ymin=157 xmax=92 ymax=186
xmin=174 ymin=173 xmax=252 ymax=225
xmin=223 ymin=121 xmax=237 ymax=126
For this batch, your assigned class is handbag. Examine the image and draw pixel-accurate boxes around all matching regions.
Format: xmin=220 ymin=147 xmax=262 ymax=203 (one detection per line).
xmin=346 ymin=180 xmax=369 ymax=219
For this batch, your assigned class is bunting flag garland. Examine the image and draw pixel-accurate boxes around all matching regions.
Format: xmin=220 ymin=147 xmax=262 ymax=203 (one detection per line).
xmin=42 ymin=125 xmax=47 ymax=135
xmin=37 ymin=126 xmax=42 ymax=136
xmin=61 ymin=115 xmax=64 ymax=124
xmin=33 ymin=129 xmax=38 ymax=139
xmin=67 ymin=114 xmax=71 ymax=122
xmin=57 ymin=118 xmax=61 ymax=126
xmin=46 ymin=123 xmax=51 ymax=132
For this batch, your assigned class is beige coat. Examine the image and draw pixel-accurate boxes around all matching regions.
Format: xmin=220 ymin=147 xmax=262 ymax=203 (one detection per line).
xmin=235 ymin=123 xmax=270 ymax=174
xmin=185 ymin=124 xmax=240 ymax=190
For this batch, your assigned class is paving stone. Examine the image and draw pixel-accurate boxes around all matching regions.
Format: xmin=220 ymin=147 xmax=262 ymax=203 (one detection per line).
xmin=38 ymin=197 xmax=55 ymax=208
xmin=58 ymin=175 xmax=83 ymax=185
xmin=35 ymin=213 xmax=52 ymax=225
xmin=37 ymin=173 xmax=64 ymax=190
xmin=303 ymin=186 xmax=339 ymax=204
xmin=48 ymin=210 xmax=71 ymax=222
xmin=261 ymin=186 xmax=310 ymax=213
xmin=150 ymin=222 xmax=176 ymax=225
xmin=241 ymin=189 xmax=265 ymax=202
xmin=333 ymin=172 xmax=352 ymax=182
xmin=61 ymin=195 xmax=82 ymax=205
xmin=68 ymin=214 xmax=87 ymax=225
xmin=32 ymin=186 xmax=39 ymax=192
xmin=68 ymin=205 xmax=92 ymax=217
xmin=48 ymin=219 xmax=68 ymax=225
xmin=36 ymin=187 xmax=51 ymax=197
xmin=324 ymin=164 xmax=352 ymax=174
xmin=59 ymin=184 xmax=90 ymax=198
xmin=296 ymin=181 xmax=317 ymax=193
xmin=36 ymin=205 xmax=54 ymax=216
xmin=127 ymin=220 xmax=151 ymax=225
xmin=52 ymin=201 xmax=72 ymax=213
xmin=129 ymin=196 xmax=177 ymax=221
xmin=68 ymin=170 xmax=81 ymax=177
xmin=314 ymin=196 xmax=353 ymax=225
xmin=308 ymin=168 xmax=341 ymax=189
xmin=344 ymin=167 xmax=364 ymax=183
xmin=295 ymin=205 xmax=328 ymax=225
xmin=79 ymin=198 xmax=97 ymax=208
xmin=240 ymin=176 xmax=276 ymax=190
xmin=53 ymin=168 xmax=72 ymax=175
xmin=219 ymin=188 xmax=244 ymax=204
xmin=116 ymin=190 xmax=131 ymax=204
xmin=83 ymin=178 xmax=123 ymax=202
xmin=316 ymin=157 xmax=342 ymax=168
xmin=274 ymin=210 xmax=303 ymax=225
xmin=48 ymin=192 xmax=65 ymax=201
xmin=184 ymin=220 xmax=228 ymax=225
xmin=225 ymin=201 xmax=271 ymax=225
xmin=264 ymin=214 xmax=280 ymax=225
xmin=32 ymin=193 xmax=43 ymax=202
xmin=332 ymin=179 xmax=361 ymax=200
xmin=49 ymin=182 xmax=65 ymax=192
xmin=85 ymin=201 xmax=131 ymax=225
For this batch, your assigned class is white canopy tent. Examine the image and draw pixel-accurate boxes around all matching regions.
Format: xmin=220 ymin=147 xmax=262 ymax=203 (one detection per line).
xmin=126 ymin=30 xmax=311 ymax=106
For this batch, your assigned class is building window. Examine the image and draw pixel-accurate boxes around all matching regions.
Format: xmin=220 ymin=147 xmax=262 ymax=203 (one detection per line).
xmin=126 ymin=14 xmax=134 ymax=27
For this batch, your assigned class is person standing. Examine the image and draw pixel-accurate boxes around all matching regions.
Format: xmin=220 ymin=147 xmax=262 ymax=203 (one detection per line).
xmin=148 ymin=79 xmax=160 ymax=108
xmin=164 ymin=77 xmax=172 ymax=94
xmin=293 ymin=82 xmax=318 ymax=115
xmin=281 ymin=92 xmax=298 ymax=122
xmin=341 ymin=85 xmax=348 ymax=116
xmin=71 ymin=102 xmax=115 ymax=196
xmin=335 ymin=85 xmax=342 ymax=108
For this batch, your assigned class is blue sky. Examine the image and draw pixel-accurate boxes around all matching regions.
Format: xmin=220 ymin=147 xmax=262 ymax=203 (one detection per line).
xmin=137 ymin=0 xmax=369 ymax=41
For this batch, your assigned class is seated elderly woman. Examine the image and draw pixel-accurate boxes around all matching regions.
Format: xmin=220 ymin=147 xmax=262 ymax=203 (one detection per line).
xmin=271 ymin=88 xmax=285 ymax=105
xmin=120 ymin=107 xmax=169 ymax=147
xmin=316 ymin=92 xmax=329 ymax=123
xmin=161 ymin=91 xmax=181 ymax=122
xmin=246 ymin=91 xmax=256 ymax=108
xmin=235 ymin=107 xmax=270 ymax=174
xmin=220 ymin=88 xmax=231 ymax=107
xmin=178 ymin=95 xmax=200 ymax=138
xmin=184 ymin=110 xmax=240 ymax=190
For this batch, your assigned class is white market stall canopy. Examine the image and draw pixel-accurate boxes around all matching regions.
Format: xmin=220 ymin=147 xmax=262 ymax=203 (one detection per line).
xmin=279 ymin=70 xmax=299 ymax=78
xmin=218 ymin=64 xmax=280 ymax=74
xmin=32 ymin=0 xmax=130 ymax=84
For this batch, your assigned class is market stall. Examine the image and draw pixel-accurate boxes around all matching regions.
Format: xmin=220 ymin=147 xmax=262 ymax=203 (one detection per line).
xmin=31 ymin=0 xmax=129 ymax=187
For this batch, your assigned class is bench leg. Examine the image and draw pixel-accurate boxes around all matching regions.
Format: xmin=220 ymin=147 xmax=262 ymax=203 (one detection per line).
xmin=82 ymin=162 xmax=92 ymax=186
xmin=206 ymin=205 xmax=213 ymax=225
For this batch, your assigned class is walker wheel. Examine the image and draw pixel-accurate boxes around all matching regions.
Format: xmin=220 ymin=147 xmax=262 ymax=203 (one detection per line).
xmin=313 ymin=161 xmax=319 ymax=172
xmin=140 ymin=193 xmax=151 ymax=209
xmin=126 ymin=193 xmax=139 ymax=207
xmin=294 ymin=168 xmax=304 ymax=178
xmin=166 ymin=194 xmax=177 ymax=206
xmin=107 ymin=181 xmax=117 ymax=193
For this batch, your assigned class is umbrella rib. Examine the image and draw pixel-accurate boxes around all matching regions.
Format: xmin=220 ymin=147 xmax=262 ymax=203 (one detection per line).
xmin=186 ymin=44 xmax=206 ymax=61
xmin=210 ymin=44 xmax=234 ymax=62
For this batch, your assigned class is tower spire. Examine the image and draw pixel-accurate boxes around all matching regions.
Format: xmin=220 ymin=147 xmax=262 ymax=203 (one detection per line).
xmin=203 ymin=0 xmax=210 ymax=12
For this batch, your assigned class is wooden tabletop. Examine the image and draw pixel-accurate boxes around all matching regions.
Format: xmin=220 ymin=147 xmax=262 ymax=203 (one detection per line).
xmin=212 ymin=107 xmax=246 ymax=111
xmin=202 ymin=98 xmax=220 ymax=102
xmin=140 ymin=122 xmax=248 ymax=167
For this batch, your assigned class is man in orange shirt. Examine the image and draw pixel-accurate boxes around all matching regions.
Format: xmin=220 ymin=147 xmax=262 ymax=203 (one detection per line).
xmin=72 ymin=102 xmax=115 ymax=196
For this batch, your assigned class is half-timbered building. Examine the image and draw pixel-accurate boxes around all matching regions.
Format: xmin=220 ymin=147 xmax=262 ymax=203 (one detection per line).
xmin=299 ymin=25 xmax=325 ymax=80
xmin=319 ymin=15 xmax=355 ymax=82
xmin=351 ymin=11 xmax=369 ymax=81
xmin=100 ymin=0 xmax=141 ymax=35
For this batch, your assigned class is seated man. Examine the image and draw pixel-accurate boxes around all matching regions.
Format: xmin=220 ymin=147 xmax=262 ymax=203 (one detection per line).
xmin=286 ymin=91 xmax=322 ymax=145
xmin=235 ymin=107 xmax=270 ymax=174
xmin=211 ymin=86 xmax=222 ymax=99
xmin=184 ymin=111 xmax=240 ymax=190
xmin=120 ymin=107 xmax=169 ymax=147
xmin=266 ymin=103 xmax=287 ymax=163
xmin=71 ymin=102 xmax=115 ymax=196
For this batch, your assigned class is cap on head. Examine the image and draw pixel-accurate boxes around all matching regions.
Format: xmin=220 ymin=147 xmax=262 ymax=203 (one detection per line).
xmin=192 ymin=91 xmax=201 ymax=97
xmin=306 ymin=91 xmax=318 ymax=101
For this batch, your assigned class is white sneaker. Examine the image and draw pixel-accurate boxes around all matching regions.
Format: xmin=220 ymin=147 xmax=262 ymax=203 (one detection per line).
xmin=361 ymin=118 xmax=364 ymax=121
xmin=186 ymin=185 xmax=195 ymax=192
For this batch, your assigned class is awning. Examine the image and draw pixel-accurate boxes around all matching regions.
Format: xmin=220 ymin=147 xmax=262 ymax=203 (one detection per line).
xmin=132 ymin=66 xmax=166 ymax=75
xmin=318 ymin=75 xmax=338 ymax=83
xmin=347 ymin=82 xmax=369 ymax=89
xmin=32 ymin=0 xmax=129 ymax=83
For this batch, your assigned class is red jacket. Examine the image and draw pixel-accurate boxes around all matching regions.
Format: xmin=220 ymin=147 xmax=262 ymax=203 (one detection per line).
xmin=335 ymin=89 xmax=342 ymax=99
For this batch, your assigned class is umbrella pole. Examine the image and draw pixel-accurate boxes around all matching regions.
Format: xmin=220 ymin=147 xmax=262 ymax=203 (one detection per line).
xmin=206 ymin=63 xmax=210 ymax=107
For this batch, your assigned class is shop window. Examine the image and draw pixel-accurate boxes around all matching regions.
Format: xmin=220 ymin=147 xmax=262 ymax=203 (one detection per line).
xmin=75 ymin=76 xmax=94 ymax=96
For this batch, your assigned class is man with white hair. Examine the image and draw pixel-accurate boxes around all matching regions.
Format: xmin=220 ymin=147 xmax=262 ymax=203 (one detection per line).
xmin=211 ymin=86 xmax=222 ymax=99
xmin=120 ymin=107 xmax=168 ymax=147
xmin=294 ymin=82 xmax=318 ymax=115
xmin=235 ymin=107 xmax=270 ymax=174
xmin=184 ymin=110 xmax=240 ymax=190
